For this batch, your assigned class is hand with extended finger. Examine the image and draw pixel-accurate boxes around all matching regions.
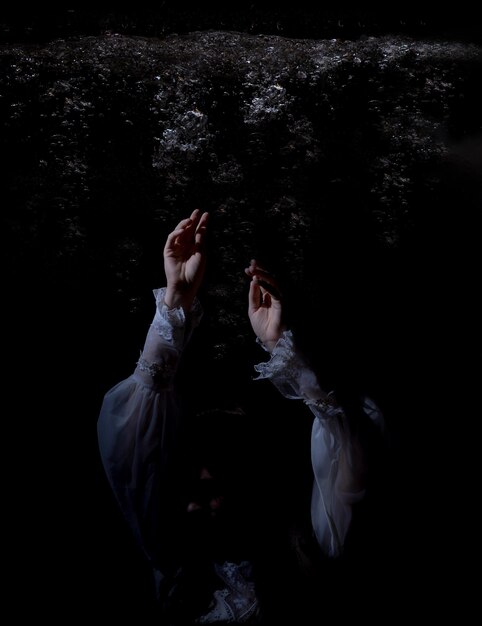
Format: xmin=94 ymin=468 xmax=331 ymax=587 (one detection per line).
xmin=245 ymin=259 xmax=286 ymax=352
xmin=164 ymin=209 xmax=209 ymax=311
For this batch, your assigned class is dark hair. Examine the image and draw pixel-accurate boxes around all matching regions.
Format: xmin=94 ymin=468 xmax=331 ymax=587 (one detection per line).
xmin=185 ymin=407 xmax=255 ymax=484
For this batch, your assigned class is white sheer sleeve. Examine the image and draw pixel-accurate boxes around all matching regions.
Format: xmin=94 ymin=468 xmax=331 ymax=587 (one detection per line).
xmin=254 ymin=330 xmax=373 ymax=558
xmin=97 ymin=288 xmax=202 ymax=566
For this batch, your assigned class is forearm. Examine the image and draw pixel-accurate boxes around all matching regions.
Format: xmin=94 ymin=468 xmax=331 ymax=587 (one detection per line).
xmin=133 ymin=287 xmax=202 ymax=390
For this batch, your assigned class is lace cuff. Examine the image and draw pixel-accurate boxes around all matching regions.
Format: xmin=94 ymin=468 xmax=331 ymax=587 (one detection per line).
xmin=133 ymin=288 xmax=203 ymax=390
xmin=152 ymin=287 xmax=203 ymax=350
xmin=254 ymin=330 xmax=344 ymax=420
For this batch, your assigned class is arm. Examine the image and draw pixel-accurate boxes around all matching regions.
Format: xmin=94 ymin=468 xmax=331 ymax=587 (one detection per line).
xmin=97 ymin=210 xmax=208 ymax=569
xmin=245 ymin=261 xmax=365 ymax=557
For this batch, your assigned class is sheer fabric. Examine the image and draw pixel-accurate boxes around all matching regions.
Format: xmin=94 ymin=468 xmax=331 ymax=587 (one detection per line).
xmin=97 ymin=288 xmax=202 ymax=565
xmin=254 ymin=330 xmax=376 ymax=557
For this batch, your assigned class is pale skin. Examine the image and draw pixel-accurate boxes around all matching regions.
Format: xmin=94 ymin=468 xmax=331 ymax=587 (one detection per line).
xmin=244 ymin=260 xmax=286 ymax=353
xmin=163 ymin=210 xmax=284 ymax=351
xmin=164 ymin=209 xmax=209 ymax=312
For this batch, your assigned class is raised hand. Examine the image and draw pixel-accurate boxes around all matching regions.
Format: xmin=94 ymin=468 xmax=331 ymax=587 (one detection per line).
xmin=164 ymin=209 xmax=209 ymax=311
xmin=245 ymin=260 xmax=286 ymax=352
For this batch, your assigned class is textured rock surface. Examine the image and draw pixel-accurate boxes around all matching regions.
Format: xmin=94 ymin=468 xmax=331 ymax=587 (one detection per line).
xmin=2 ymin=33 xmax=481 ymax=356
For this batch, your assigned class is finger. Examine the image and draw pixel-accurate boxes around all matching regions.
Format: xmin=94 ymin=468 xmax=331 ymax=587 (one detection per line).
xmin=249 ymin=276 xmax=261 ymax=314
xmin=245 ymin=268 xmax=281 ymax=299
xmin=165 ymin=227 xmax=189 ymax=248
xmin=245 ymin=261 xmax=271 ymax=277
xmin=195 ymin=211 xmax=209 ymax=234
xmin=178 ymin=210 xmax=206 ymax=245
xmin=261 ymin=292 xmax=272 ymax=308
xmin=189 ymin=208 xmax=201 ymax=229
xmin=248 ymin=268 xmax=281 ymax=300
xmin=195 ymin=227 xmax=207 ymax=250
xmin=249 ymin=259 xmax=271 ymax=273
xmin=178 ymin=219 xmax=196 ymax=241
xmin=246 ymin=266 xmax=275 ymax=281
xmin=246 ymin=260 xmax=275 ymax=280
xmin=245 ymin=259 xmax=260 ymax=275
xmin=194 ymin=212 xmax=209 ymax=245
xmin=174 ymin=216 xmax=193 ymax=230
xmin=248 ymin=265 xmax=275 ymax=280
xmin=257 ymin=278 xmax=282 ymax=301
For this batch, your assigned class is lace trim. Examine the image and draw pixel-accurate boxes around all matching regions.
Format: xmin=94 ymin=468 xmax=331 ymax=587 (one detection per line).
xmin=253 ymin=330 xmax=297 ymax=380
xmin=152 ymin=287 xmax=203 ymax=349
xmin=136 ymin=355 xmax=176 ymax=383
xmin=254 ymin=330 xmax=344 ymax=420
xmin=197 ymin=561 xmax=258 ymax=624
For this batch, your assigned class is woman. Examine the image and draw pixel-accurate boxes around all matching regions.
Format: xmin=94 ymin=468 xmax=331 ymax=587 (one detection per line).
xmin=97 ymin=209 xmax=382 ymax=623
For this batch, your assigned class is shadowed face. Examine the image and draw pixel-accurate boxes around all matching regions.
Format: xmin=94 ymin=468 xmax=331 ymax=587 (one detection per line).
xmin=180 ymin=408 xmax=259 ymax=559
xmin=186 ymin=466 xmax=225 ymax=516
xmin=181 ymin=461 xmax=252 ymax=564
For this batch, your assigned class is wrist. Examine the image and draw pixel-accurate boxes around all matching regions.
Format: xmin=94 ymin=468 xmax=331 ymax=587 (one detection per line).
xmin=261 ymin=325 xmax=289 ymax=353
xmin=164 ymin=285 xmax=194 ymax=312
xmin=259 ymin=331 xmax=286 ymax=353
xmin=263 ymin=339 xmax=278 ymax=353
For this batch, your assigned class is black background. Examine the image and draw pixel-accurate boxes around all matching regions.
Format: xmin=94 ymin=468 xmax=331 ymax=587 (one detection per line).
xmin=1 ymin=3 xmax=481 ymax=45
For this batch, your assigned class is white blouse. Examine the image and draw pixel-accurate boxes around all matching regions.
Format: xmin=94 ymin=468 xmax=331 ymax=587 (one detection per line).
xmin=97 ymin=288 xmax=379 ymax=572
xmin=254 ymin=331 xmax=369 ymax=557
